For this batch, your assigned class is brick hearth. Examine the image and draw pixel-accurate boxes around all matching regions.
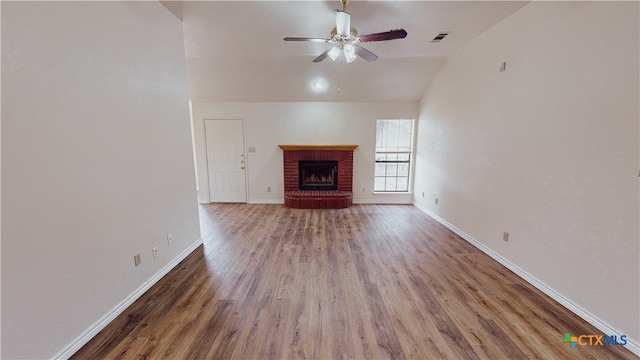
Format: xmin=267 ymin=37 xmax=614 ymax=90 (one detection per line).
xmin=279 ymin=145 xmax=358 ymax=209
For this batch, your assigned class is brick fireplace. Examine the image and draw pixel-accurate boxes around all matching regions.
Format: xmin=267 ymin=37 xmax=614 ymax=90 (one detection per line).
xmin=279 ymin=145 xmax=358 ymax=209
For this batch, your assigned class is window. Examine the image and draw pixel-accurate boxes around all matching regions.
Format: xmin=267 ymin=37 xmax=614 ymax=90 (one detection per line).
xmin=374 ymin=119 xmax=414 ymax=192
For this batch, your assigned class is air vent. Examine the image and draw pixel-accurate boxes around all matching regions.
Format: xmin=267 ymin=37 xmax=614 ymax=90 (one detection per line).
xmin=431 ymin=32 xmax=451 ymax=43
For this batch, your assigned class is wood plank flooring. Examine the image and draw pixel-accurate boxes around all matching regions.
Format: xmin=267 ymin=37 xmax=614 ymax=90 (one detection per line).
xmin=72 ymin=204 xmax=636 ymax=359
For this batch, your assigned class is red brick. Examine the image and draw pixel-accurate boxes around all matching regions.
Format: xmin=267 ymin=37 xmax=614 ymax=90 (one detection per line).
xmin=281 ymin=148 xmax=355 ymax=208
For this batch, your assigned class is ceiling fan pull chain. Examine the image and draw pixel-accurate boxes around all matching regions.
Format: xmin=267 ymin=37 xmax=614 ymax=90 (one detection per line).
xmin=337 ymin=56 xmax=342 ymax=93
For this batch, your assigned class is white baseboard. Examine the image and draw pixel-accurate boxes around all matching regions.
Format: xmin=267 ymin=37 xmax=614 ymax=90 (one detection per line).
xmin=246 ymin=197 xmax=414 ymax=205
xmin=249 ymin=199 xmax=414 ymax=205
xmin=413 ymin=202 xmax=639 ymax=356
xmin=54 ymin=238 xmax=204 ymax=360
xmin=248 ymin=199 xmax=284 ymax=204
xmin=354 ymin=198 xmax=413 ymax=204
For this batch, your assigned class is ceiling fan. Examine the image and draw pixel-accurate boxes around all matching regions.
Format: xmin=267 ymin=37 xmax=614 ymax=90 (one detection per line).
xmin=283 ymin=0 xmax=407 ymax=63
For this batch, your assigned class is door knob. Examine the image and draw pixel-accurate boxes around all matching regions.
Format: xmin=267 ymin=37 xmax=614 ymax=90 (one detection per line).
xmin=241 ymin=167 xmax=245 ymax=170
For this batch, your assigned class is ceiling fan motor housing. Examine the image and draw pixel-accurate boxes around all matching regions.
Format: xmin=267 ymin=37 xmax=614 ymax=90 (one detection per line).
xmin=335 ymin=10 xmax=351 ymax=36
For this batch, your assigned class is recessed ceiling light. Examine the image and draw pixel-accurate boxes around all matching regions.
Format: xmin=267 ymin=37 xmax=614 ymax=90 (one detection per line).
xmin=309 ymin=78 xmax=329 ymax=93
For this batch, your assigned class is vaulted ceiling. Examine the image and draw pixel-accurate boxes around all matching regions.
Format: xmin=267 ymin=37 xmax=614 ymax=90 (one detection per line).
xmin=161 ymin=1 xmax=529 ymax=102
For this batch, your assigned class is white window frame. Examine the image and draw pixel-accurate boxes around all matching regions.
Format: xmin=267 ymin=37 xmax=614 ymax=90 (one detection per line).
xmin=374 ymin=119 xmax=415 ymax=193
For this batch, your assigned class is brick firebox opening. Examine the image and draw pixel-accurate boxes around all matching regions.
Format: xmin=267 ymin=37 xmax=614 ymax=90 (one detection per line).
xmin=278 ymin=145 xmax=358 ymax=209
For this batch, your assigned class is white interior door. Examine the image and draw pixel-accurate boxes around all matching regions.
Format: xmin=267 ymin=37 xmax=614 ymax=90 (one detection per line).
xmin=204 ymin=119 xmax=247 ymax=203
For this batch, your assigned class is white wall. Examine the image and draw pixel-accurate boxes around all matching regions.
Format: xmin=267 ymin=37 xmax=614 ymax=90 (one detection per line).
xmin=191 ymin=102 xmax=418 ymax=204
xmin=414 ymin=1 xmax=639 ymax=349
xmin=1 ymin=2 xmax=201 ymax=358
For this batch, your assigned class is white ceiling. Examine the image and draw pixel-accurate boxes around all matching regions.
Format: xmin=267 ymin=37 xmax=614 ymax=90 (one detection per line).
xmin=161 ymin=1 xmax=529 ymax=102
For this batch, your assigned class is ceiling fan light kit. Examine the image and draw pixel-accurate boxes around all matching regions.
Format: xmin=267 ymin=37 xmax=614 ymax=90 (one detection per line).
xmin=343 ymin=44 xmax=356 ymax=63
xmin=328 ymin=47 xmax=341 ymax=61
xmin=284 ymin=0 xmax=407 ymax=64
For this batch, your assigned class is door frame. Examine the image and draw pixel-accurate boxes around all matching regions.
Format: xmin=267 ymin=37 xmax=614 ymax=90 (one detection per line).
xmin=203 ymin=118 xmax=249 ymax=203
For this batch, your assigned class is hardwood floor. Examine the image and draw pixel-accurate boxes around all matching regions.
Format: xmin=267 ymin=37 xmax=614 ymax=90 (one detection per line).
xmin=72 ymin=204 xmax=636 ymax=359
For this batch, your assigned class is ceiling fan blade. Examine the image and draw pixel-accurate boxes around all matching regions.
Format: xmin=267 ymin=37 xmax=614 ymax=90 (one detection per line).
xmin=354 ymin=45 xmax=378 ymax=62
xmin=283 ymin=37 xmax=330 ymax=42
xmin=335 ymin=10 xmax=351 ymax=36
xmin=358 ymin=29 xmax=407 ymax=42
xmin=312 ymin=49 xmax=331 ymax=63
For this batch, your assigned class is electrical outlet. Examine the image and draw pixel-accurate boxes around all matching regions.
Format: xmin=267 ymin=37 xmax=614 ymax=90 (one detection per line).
xmin=503 ymin=232 xmax=509 ymax=242
xmin=267 ymin=186 xmax=271 ymax=192
xmin=152 ymin=247 xmax=159 ymax=259
xmin=435 ymin=198 xmax=439 ymax=205
xmin=133 ymin=254 xmax=141 ymax=267
xmin=421 ymin=192 xmax=425 ymax=197
xmin=167 ymin=233 xmax=173 ymax=245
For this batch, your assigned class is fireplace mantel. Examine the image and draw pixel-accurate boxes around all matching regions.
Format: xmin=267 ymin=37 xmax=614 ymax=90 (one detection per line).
xmin=278 ymin=145 xmax=358 ymax=151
